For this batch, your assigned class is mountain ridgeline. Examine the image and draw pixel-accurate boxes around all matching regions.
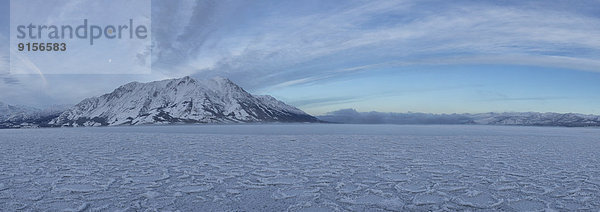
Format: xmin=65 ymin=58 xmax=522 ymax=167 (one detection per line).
xmin=49 ymin=77 xmax=319 ymax=127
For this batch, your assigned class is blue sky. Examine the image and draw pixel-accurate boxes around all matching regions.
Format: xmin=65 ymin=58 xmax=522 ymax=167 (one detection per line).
xmin=1 ymin=0 xmax=600 ymax=115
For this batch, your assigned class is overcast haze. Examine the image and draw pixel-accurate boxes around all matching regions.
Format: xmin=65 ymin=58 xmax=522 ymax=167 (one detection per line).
xmin=1 ymin=0 xmax=600 ymax=115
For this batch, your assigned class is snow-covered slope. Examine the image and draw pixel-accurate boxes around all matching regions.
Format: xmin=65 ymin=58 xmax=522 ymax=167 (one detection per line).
xmin=50 ymin=76 xmax=318 ymax=127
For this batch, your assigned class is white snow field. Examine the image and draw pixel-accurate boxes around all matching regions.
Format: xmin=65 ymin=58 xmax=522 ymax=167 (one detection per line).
xmin=0 ymin=124 xmax=599 ymax=211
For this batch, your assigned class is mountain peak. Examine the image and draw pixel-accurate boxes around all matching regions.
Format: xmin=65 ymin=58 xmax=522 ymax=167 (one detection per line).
xmin=179 ymin=76 xmax=196 ymax=83
xmin=207 ymin=76 xmax=238 ymax=87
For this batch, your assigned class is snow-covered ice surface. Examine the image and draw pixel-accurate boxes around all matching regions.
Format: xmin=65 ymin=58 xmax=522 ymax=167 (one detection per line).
xmin=1 ymin=124 xmax=599 ymax=211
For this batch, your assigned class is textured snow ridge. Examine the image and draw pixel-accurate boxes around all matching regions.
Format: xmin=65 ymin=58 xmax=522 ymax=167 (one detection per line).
xmin=1 ymin=124 xmax=599 ymax=211
xmin=50 ymin=76 xmax=318 ymax=127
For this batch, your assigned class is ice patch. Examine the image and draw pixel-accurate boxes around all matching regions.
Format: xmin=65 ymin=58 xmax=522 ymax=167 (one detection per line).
xmin=177 ymin=184 xmax=213 ymax=193
xmin=378 ymin=172 xmax=411 ymax=182
xmin=260 ymin=175 xmax=304 ymax=185
xmin=454 ymin=191 xmax=502 ymax=209
xmin=413 ymin=192 xmax=448 ymax=205
xmin=395 ymin=181 xmax=429 ymax=193
xmin=341 ymin=194 xmax=404 ymax=210
xmin=509 ymin=199 xmax=547 ymax=211
xmin=141 ymin=191 xmax=161 ymax=199
xmin=55 ymin=184 xmax=102 ymax=193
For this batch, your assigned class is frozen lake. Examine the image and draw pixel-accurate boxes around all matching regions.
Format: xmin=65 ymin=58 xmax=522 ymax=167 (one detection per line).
xmin=1 ymin=124 xmax=599 ymax=211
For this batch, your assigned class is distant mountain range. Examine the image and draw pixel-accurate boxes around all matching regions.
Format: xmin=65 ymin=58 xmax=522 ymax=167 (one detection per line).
xmin=2 ymin=77 xmax=600 ymax=128
xmin=318 ymin=109 xmax=600 ymax=127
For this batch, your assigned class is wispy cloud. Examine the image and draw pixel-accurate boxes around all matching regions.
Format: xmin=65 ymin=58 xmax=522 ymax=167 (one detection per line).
xmin=145 ymin=0 xmax=600 ymax=90
xmin=483 ymin=96 xmax=569 ymax=102
xmin=0 ymin=32 xmax=8 ymax=77
xmin=289 ymin=96 xmax=364 ymax=108
xmin=2 ymin=77 xmax=18 ymax=85
xmin=0 ymin=55 xmax=7 ymax=75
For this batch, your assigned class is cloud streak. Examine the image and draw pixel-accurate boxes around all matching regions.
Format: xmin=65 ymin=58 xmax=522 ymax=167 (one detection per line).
xmin=146 ymin=0 xmax=600 ymax=90
xmin=0 ymin=32 xmax=7 ymax=75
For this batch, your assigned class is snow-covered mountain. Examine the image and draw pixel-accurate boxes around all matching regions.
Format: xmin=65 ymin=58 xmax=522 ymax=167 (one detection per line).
xmin=0 ymin=101 xmax=38 ymax=123
xmin=318 ymin=109 xmax=600 ymax=127
xmin=50 ymin=76 xmax=319 ymax=127
xmin=0 ymin=102 xmax=67 ymax=128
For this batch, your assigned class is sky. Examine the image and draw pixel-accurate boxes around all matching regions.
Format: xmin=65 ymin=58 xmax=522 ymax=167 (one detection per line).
xmin=1 ymin=0 xmax=600 ymax=115
xmin=7 ymin=0 xmax=151 ymax=75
